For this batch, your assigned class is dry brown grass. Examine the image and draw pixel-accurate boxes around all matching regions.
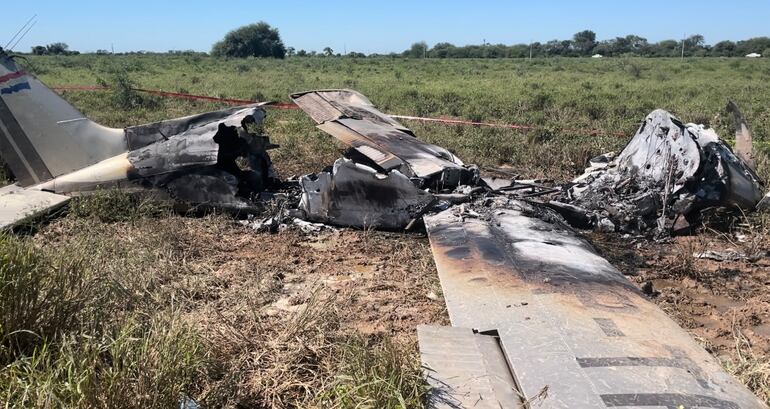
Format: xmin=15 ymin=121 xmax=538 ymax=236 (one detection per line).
xmin=725 ymin=327 xmax=770 ymax=404
xmin=1 ymin=191 xmax=441 ymax=408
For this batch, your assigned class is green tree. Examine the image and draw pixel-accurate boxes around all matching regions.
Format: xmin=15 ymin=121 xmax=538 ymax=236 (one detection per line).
xmin=573 ymin=30 xmax=596 ymax=55
xmin=429 ymin=42 xmax=455 ymax=58
xmin=685 ymin=34 xmax=705 ymax=50
xmin=31 ymin=45 xmax=47 ymax=55
xmin=711 ymin=40 xmax=736 ymax=56
xmin=735 ymin=37 xmax=770 ymax=56
xmin=46 ymin=42 xmax=69 ymax=55
xmin=406 ymin=41 xmax=428 ymax=58
xmin=211 ymin=22 xmax=286 ymax=58
xmin=323 ymin=47 xmax=334 ymax=56
xmin=653 ymin=40 xmax=679 ymax=57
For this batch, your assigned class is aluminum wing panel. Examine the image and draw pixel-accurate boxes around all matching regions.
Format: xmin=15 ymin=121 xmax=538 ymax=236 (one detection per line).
xmin=418 ymin=325 xmax=523 ymax=409
xmin=292 ymin=89 xmax=465 ymax=179
xmin=422 ymin=202 xmax=765 ymax=408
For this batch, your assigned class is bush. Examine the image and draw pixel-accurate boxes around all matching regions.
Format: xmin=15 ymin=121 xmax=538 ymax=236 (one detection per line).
xmin=108 ymin=71 xmax=162 ymax=110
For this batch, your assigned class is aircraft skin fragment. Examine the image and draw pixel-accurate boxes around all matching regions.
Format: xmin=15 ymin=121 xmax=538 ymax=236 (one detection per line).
xmin=0 ymin=184 xmax=69 ymax=230
xmin=727 ymin=100 xmax=755 ymax=170
xmin=298 ymin=158 xmax=434 ymax=229
xmin=421 ymin=198 xmax=766 ymax=408
xmin=417 ymin=325 xmax=524 ymax=409
xmin=291 ymin=89 xmax=475 ymax=189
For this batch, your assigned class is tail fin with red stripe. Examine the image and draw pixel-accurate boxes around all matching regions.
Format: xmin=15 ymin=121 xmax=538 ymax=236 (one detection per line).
xmin=0 ymin=47 xmax=126 ymax=186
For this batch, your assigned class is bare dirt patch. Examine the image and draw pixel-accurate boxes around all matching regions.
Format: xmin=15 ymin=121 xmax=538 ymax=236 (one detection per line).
xmin=185 ymin=225 xmax=447 ymax=338
xmin=591 ymin=230 xmax=770 ymax=358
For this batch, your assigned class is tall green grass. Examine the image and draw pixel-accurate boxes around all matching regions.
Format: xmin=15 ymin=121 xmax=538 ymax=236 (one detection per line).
xmin=23 ymin=55 xmax=770 ymax=179
xmin=0 ymin=194 xmax=204 ymax=408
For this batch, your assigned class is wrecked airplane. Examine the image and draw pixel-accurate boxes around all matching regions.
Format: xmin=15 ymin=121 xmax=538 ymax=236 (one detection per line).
xmin=1 ymin=44 xmax=768 ymax=407
xmin=280 ymin=92 xmax=768 ymax=407
xmin=0 ymin=47 xmax=278 ymax=229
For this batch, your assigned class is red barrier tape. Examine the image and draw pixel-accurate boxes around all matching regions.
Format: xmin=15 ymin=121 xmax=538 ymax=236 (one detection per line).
xmin=51 ymin=85 xmax=627 ymax=138
xmin=389 ymin=114 xmax=536 ymax=131
xmin=52 ymin=85 xmax=109 ymax=91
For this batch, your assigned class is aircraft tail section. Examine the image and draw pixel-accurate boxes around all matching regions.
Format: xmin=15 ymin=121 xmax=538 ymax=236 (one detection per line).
xmin=0 ymin=47 xmax=127 ymax=186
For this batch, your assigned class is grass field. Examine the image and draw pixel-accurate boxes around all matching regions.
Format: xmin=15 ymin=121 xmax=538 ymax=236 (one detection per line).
xmin=2 ymin=55 xmax=770 ymax=407
xmin=19 ymin=54 xmax=770 ymax=179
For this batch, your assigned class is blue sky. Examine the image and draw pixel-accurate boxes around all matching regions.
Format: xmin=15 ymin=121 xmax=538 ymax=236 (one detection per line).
xmin=3 ymin=1 xmax=769 ymax=54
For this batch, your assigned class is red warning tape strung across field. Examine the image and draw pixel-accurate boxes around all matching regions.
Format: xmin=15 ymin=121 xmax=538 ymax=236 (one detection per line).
xmin=50 ymin=85 xmax=627 ymax=137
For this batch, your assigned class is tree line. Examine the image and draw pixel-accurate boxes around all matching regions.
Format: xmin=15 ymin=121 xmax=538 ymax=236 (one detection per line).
xmin=30 ymin=43 xmax=80 ymax=56
xmin=403 ymin=31 xmax=770 ymax=58
xmin=25 ymin=25 xmax=770 ymax=59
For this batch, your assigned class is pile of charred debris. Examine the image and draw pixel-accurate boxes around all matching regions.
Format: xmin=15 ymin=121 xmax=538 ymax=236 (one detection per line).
xmin=238 ymin=90 xmax=768 ymax=239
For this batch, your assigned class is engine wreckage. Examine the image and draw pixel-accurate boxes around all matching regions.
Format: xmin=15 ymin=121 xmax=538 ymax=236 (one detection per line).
xmin=562 ymin=106 xmax=766 ymax=235
xmin=279 ymin=91 xmax=766 ymax=239
xmin=1 ymin=47 xmax=768 ymax=408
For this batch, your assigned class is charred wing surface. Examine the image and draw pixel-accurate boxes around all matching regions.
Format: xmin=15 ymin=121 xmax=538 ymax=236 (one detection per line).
xmin=291 ymin=89 xmax=474 ymax=187
xmin=298 ymin=158 xmax=434 ymax=229
xmin=565 ymin=109 xmax=764 ymax=233
xmin=421 ymin=199 xmax=766 ymax=408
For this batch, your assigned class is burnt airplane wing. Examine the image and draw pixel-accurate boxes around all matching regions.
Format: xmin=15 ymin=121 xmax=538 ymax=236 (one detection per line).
xmin=291 ymin=89 xmax=474 ymax=188
xmin=420 ymin=198 xmax=766 ymax=408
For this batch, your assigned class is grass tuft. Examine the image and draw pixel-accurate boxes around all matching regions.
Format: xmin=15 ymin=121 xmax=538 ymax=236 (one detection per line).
xmin=68 ymin=190 xmax=171 ymax=223
xmin=319 ymin=336 xmax=428 ymax=409
xmin=0 ymin=234 xmax=91 ymax=361
xmin=724 ymin=330 xmax=770 ymax=404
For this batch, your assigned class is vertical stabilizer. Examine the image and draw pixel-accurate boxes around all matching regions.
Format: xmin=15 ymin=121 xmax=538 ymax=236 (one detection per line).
xmin=0 ymin=48 xmax=127 ymax=186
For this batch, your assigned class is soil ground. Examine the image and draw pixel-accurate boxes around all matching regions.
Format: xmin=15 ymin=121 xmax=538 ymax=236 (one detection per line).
xmin=591 ymin=229 xmax=770 ymax=361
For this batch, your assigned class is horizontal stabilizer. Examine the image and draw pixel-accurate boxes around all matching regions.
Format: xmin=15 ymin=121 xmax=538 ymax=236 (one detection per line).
xmin=0 ymin=185 xmax=69 ymax=230
xmin=418 ymin=325 xmax=524 ymax=408
xmin=291 ymin=89 xmax=470 ymax=184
